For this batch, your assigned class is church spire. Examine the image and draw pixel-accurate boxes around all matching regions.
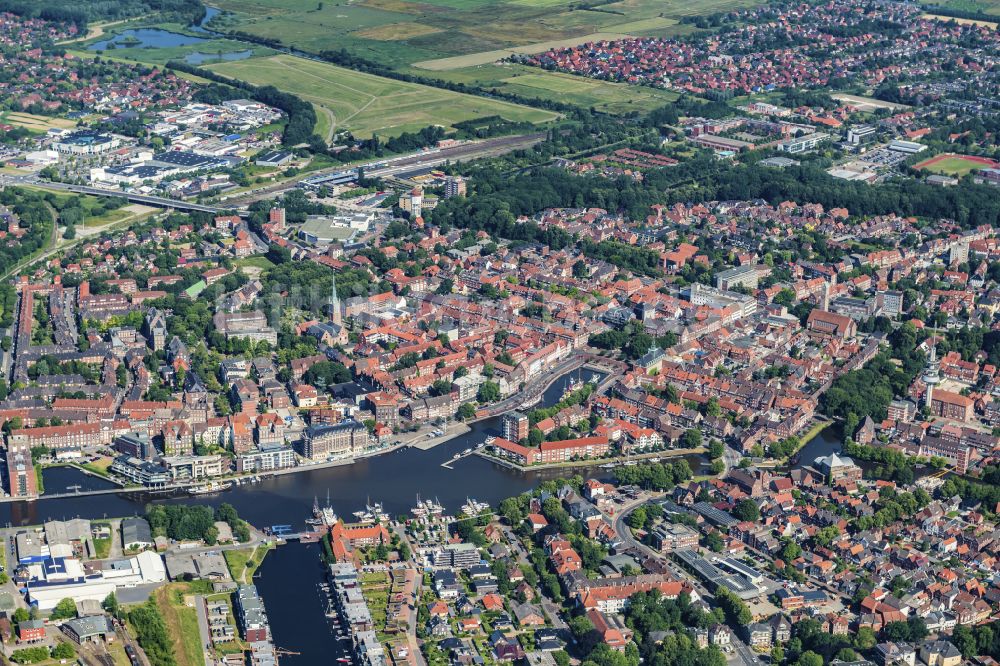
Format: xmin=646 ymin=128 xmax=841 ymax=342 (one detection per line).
xmin=330 ymin=274 xmax=342 ymax=327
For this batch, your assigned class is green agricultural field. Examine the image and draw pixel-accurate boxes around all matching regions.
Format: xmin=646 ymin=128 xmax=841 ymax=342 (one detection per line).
xmin=207 ymin=0 xmax=762 ymax=70
xmin=203 ymin=0 xmax=764 ymax=113
xmin=206 ymin=54 xmax=558 ymax=138
xmin=922 ymin=0 xmax=1000 ymax=15
xmin=430 ymin=63 xmax=678 ymax=115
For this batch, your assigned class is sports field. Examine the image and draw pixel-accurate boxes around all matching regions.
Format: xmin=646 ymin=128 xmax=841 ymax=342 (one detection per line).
xmin=915 ymin=153 xmax=999 ymax=175
xmin=206 ymin=54 xmax=559 ymax=138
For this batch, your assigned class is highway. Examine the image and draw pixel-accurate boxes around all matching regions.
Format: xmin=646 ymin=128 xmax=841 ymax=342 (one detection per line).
xmin=0 ymin=173 xmax=229 ymax=214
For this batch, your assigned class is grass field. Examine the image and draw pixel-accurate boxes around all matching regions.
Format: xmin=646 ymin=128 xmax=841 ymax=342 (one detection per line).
xmin=155 ymin=583 xmax=207 ymax=666
xmin=235 ymin=255 xmax=276 ymax=271
xmin=207 ymin=0 xmax=763 ymax=74
xmin=430 ymin=63 xmax=678 ymax=114
xmin=412 ymin=31 xmax=631 ymax=70
xmin=922 ymin=0 xmax=1000 ymax=15
xmin=223 ymin=544 xmax=273 ymax=583
xmin=915 ymin=153 xmax=1000 ymax=175
xmin=921 ymin=12 xmax=999 ymax=25
xmin=2 ymin=111 xmax=76 ymax=132
xmin=206 ymin=54 xmax=558 ymax=137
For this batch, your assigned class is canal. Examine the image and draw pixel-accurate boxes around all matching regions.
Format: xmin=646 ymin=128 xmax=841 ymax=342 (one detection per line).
xmin=4 ymin=367 xmax=846 ymax=661
xmin=253 ymin=541 xmax=348 ymax=664
xmin=0 ymin=369 xmax=624 ymax=527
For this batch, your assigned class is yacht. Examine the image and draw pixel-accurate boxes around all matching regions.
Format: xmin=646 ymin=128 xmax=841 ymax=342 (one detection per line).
xmin=461 ymin=497 xmax=489 ymax=516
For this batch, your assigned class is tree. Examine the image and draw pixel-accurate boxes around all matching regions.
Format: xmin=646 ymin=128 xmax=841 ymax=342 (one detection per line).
xmin=50 ymin=598 xmax=78 ymax=620
xmin=682 ymin=428 xmax=702 ymax=449
xmin=51 ymin=643 xmax=75 ymax=660
xmin=129 ymin=600 xmax=176 ymax=666
xmin=431 ymin=379 xmax=454 ymax=397
xmin=797 ymin=652 xmax=823 ymax=666
xmin=12 ymin=608 xmax=29 ymax=624
xmin=715 ymin=587 xmax=752 ymax=625
xmin=708 ymin=440 xmax=724 ymax=459
xmin=102 ymin=591 xmax=121 ymax=619
xmin=853 ymin=627 xmax=877 ymax=650
xmin=732 ymin=499 xmax=760 ymax=522
xmin=10 ymin=647 xmax=50 ymax=664
xmin=477 ymin=381 xmax=500 ymax=403
xmin=781 ymin=540 xmax=802 ymax=562
xmin=627 ymin=507 xmax=647 ymax=529
xmin=705 ymin=530 xmax=724 ymax=552
xmin=456 ymin=403 xmax=476 ymax=420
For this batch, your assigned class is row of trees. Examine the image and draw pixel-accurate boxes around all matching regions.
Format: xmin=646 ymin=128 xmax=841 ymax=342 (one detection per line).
xmin=0 ymin=0 xmax=203 ymax=27
xmin=145 ymin=503 xmax=250 ymax=544
xmin=612 ymin=460 xmax=694 ymax=490
xmin=0 ymin=188 xmax=54 ymax=278
xmin=128 ymin=600 xmax=176 ymax=666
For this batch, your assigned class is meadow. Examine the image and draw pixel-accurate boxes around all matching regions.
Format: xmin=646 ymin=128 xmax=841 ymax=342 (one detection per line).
xmin=921 ymin=0 xmax=1000 ymax=15
xmin=210 ymin=0 xmax=714 ymax=63
xmin=205 ymin=54 xmax=559 ymax=138
xmin=431 ymin=63 xmax=679 ymax=115
xmin=204 ymin=0 xmax=763 ymax=113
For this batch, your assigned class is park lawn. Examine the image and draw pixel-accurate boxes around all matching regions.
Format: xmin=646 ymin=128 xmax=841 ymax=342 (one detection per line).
xmin=80 ymin=207 xmax=133 ymax=227
xmin=155 ymin=584 xmax=206 ymax=666
xmin=81 ymin=456 xmax=115 ymax=476
xmin=206 ymin=54 xmax=558 ymax=138
xmin=236 ymin=255 xmax=276 ymax=270
xmin=224 ymin=543 xmax=273 ymax=583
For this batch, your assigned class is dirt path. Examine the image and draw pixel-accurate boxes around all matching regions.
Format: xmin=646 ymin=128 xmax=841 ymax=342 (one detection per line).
xmin=317 ymin=105 xmax=337 ymax=142
xmin=57 ymin=19 xmax=128 ymax=45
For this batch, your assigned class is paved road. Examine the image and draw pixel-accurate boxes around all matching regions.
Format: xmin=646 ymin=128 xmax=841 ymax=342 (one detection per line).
xmin=194 ymin=595 xmax=212 ymax=665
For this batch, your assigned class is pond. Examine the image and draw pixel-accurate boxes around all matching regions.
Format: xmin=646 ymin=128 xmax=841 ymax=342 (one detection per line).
xmin=88 ymin=28 xmax=208 ymax=51
xmin=184 ymin=49 xmax=254 ymax=65
xmin=190 ymin=7 xmax=221 ymax=33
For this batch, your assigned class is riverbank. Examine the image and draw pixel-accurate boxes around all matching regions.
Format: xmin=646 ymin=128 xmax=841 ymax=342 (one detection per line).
xmin=5 ymin=442 xmax=399 ymax=503
xmin=476 ymin=446 xmax=706 ymax=472
xmin=404 ymin=423 xmax=473 ymax=451
xmin=797 ymin=418 xmax=833 ymax=449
